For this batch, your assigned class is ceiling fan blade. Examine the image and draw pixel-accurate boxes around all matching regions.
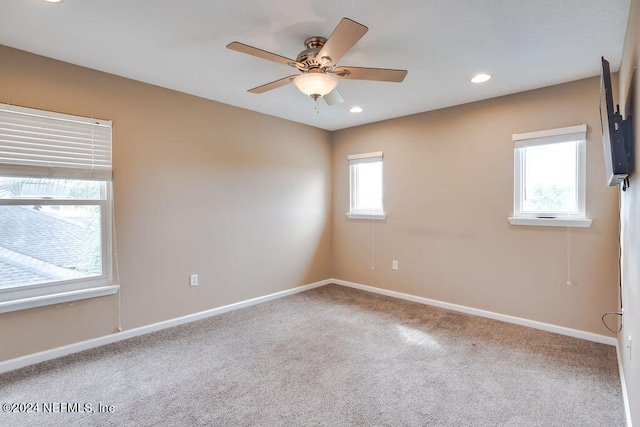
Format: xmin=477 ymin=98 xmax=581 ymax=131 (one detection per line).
xmin=323 ymin=88 xmax=344 ymax=106
xmin=247 ymin=75 xmax=298 ymax=94
xmin=332 ymin=66 xmax=408 ymax=82
xmin=317 ymin=18 xmax=368 ymax=66
xmin=227 ymin=42 xmax=301 ymax=68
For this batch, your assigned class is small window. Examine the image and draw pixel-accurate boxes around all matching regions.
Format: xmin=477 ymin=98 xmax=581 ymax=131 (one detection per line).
xmin=509 ymin=124 xmax=591 ymax=227
xmin=0 ymin=104 xmax=118 ymax=313
xmin=347 ymin=151 xmax=385 ymax=219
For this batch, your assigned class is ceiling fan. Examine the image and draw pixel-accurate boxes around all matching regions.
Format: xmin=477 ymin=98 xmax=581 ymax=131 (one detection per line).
xmin=226 ymin=17 xmax=408 ymax=107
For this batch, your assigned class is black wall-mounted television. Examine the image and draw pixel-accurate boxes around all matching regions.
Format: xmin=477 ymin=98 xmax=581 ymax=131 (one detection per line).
xmin=600 ymin=56 xmax=633 ymax=186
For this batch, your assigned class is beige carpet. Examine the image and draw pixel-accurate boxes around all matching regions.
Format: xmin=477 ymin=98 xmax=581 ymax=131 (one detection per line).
xmin=0 ymin=284 xmax=625 ymax=426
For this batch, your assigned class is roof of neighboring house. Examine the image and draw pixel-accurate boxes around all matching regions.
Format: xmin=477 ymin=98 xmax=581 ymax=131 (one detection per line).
xmin=0 ymin=205 xmax=98 ymax=288
xmin=0 ymin=259 xmax=50 ymax=288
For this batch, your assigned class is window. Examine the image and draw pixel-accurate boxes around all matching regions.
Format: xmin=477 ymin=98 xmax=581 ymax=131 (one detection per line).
xmin=509 ymin=124 xmax=591 ymax=227
xmin=347 ymin=151 xmax=385 ymax=219
xmin=0 ymin=104 xmax=118 ymax=313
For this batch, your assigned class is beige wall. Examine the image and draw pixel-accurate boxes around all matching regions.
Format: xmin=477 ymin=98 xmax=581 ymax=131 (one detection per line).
xmin=619 ymin=0 xmax=640 ymax=423
xmin=0 ymin=45 xmax=333 ymax=360
xmin=0 ymin=38 xmax=624 ymax=380
xmin=332 ymin=77 xmax=620 ymax=335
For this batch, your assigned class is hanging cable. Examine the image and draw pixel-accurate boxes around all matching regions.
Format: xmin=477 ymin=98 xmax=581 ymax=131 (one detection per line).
xmin=111 ymin=186 xmax=123 ymax=333
xmin=618 ymin=183 xmax=624 ymax=310
xmin=371 ymin=217 xmax=376 ymax=270
xmin=522 ymin=143 xmax=527 ymax=202
xmin=602 ymin=311 xmax=623 ymax=333
xmin=601 ymin=184 xmax=624 ymax=333
xmin=566 ymin=226 xmax=571 ymax=286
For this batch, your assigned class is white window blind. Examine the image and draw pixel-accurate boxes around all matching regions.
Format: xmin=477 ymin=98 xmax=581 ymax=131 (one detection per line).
xmin=0 ymin=104 xmax=112 ymax=180
xmin=348 ymin=151 xmax=383 ymax=163
xmin=348 ymin=151 xmax=385 ymax=219
xmin=512 ymin=124 xmax=586 ymax=148
xmin=509 ymin=124 xmax=590 ymax=227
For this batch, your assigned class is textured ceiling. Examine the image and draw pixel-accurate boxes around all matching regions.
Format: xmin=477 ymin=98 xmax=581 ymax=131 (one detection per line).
xmin=0 ymin=0 xmax=632 ymax=131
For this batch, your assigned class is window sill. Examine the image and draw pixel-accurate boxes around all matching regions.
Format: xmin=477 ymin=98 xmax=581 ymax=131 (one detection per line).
xmin=508 ymin=217 xmax=592 ymax=228
xmin=346 ymin=212 xmax=387 ymax=220
xmin=0 ymin=285 xmax=120 ymax=314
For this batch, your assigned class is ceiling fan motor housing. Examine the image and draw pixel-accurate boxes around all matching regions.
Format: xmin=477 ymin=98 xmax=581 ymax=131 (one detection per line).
xmin=296 ymin=37 xmax=330 ymax=71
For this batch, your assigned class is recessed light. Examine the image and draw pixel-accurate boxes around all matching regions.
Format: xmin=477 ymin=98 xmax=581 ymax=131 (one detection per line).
xmin=350 ymin=106 xmax=363 ymax=113
xmin=43 ymin=0 xmax=63 ymax=3
xmin=471 ymin=73 xmax=492 ymax=83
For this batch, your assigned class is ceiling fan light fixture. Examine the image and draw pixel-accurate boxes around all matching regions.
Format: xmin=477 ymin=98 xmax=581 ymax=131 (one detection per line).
xmin=293 ymin=73 xmax=338 ymax=98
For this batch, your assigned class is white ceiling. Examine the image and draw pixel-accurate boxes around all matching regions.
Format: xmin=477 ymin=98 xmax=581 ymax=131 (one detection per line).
xmin=0 ymin=0 xmax=631 ymax=131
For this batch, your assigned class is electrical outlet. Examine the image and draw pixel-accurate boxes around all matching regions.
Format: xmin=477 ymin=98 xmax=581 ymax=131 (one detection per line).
xmin=392 ymin=260 xmax=398 ymax=270
xmin=190 ymin=274 xmax=198 ymax=287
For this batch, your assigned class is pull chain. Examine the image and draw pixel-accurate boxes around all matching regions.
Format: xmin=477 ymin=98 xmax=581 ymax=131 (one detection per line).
xmin=312 ymin=94 xmax=320 ymax=113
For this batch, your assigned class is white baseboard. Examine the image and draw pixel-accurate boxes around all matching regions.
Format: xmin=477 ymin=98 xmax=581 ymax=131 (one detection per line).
xmin=0 ymin=279 xmax=331 ymax=374
xmin=616 ymin=341 xmax=633 ymax=427
xmin=332 ymin=279 xmax=617 ymax=346
xmin=0 ymin=277 xmax=618 ymax=376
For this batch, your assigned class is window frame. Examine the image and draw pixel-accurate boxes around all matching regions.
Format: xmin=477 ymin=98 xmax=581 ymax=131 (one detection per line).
xmin=0 ymin=104 xmax=118 ymax=313
xmin=508 ymin=124 xmax=592 ymax=228
xmin=346 ymin=151 xmax=386 ymax=220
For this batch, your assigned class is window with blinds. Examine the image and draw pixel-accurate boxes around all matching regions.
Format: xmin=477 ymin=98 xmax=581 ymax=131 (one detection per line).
xmin=347 ymin=151 xmax=386 ymax=219
xmin=511 ymin=124 xmax=587 ymax=222
xmin=0 ymin=104 xmax=117 ymax=313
